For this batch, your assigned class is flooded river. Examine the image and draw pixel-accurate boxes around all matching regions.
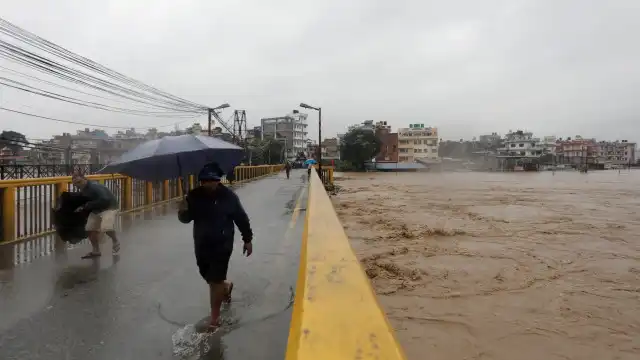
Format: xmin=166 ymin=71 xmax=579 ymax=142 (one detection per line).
xmin=331 ymin=170 xmax=640 ymax=360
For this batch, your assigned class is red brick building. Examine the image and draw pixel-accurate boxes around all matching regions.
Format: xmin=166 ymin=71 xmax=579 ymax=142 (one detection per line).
xmin=374 ymin=125 xmax=398 ymax=163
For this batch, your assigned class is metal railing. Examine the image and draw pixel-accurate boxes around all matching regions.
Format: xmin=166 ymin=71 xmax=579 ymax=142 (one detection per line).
xmin=0 ymin=164 xmax=104 ymax=180
xmin=312 ymin=165 xmax=334 ymax=186
xmin=0 ymin=165 xmax=283 ymax=245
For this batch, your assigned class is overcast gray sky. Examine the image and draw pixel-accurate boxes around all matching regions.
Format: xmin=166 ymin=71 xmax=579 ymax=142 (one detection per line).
xmin=1 ymin=0 xmax=639 ymax=141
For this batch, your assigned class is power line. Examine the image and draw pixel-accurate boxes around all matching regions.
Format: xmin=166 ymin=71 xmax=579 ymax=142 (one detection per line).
xmin=0 ymin=64 xmax=201 ymax=112
xmin=0 ymin=77 xmax=204 ymax=117
xmin=0 ymin=40 xmax=207 ymax=114
xmin=0 ymin=106 xmax=193 ymax=129
xmin=0 ymin=18 xmax=211 ymax=113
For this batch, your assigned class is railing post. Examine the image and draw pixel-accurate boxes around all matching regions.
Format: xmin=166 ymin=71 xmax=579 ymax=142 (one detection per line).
xmin=1 ymin=186 xmax=16 ymax=243
xmin=162 ymin=180 xmax=170 ymax=201
xmin=177 ymin=178 xmax=183 ymax=197
xmin=122 ymin=177 xmax=133 ymax=210
xmin=145 ymin=181 xmax=153 ymax=205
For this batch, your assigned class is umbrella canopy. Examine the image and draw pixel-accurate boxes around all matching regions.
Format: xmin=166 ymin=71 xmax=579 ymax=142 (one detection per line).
xmin=304 ymin=159 xmax=317 ymax=165
xmin=98 ymin=135 xmax=244 ymax=181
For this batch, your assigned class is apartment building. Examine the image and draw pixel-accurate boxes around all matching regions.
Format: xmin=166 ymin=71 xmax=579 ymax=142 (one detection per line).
xmin=321 ymin=138 xmax=340 ymax=159
xmin=597 ymin=140 xmax=636 ymax=165
xmin=555 ymin=136 xmax=599 ymax=165
xmin=497 ymin=130 xmax=547 ymax=158
xmin=261 ymin=110 xmax=308 ymax=160
xmin=397 ymin=124 xmax=439 ymax=163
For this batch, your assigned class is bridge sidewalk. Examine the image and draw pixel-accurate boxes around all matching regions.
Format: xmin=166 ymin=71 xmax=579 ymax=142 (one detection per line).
xmin=0 ymin=171 xmax=308 ymax=360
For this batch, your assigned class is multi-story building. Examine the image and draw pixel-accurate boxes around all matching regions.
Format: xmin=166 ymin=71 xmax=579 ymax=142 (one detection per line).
xmin=497 ymin=130 xmax=547 ymax=158
xmin=261 ymin=110 xmax=308 ymax=160
xmin=373 ymin=121 xmax=398 ymax=163
xmin=555 ymin=136 xmax=598 ymax=165
xmin=478 ymin=132 xmax=502 ymax=147
xmin=321 ymin=138 xmax=340 ymax=160
xmin=597 ymin=140 xmax=636 ymax=165
xmin=397 ymin=124 xmax=439 ymax=163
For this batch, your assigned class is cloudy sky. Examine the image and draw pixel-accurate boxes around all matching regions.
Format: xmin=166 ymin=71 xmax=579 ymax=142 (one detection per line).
xmin=1 ymin=0 xmax=639 ymax=141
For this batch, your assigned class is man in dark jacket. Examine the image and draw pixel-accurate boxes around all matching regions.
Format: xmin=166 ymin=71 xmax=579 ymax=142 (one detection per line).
xmin=178 ymin=163 xmax=253 ymax=331
xmin=284 ymin=161 xmax=292 ymax=179
xmin=71 ymin=174 xmax=120 ymax=258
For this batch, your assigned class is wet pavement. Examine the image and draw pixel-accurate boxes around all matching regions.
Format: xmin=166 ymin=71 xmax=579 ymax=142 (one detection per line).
xmin=0 ymin=170 xmax=308 ymax=360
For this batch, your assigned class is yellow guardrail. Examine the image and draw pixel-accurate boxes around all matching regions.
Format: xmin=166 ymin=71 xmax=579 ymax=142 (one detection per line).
xmin=0 ymin=165 xmax=283 ymax=244
xmin=286 ymin=170 xmax=405 ymax=359
xmin=310 ymin=165 xmax=334 ymax=186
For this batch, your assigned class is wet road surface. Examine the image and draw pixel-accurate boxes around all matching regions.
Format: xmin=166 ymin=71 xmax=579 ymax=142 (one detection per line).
xmin=0 ymin=170 xmax=308 ymax=360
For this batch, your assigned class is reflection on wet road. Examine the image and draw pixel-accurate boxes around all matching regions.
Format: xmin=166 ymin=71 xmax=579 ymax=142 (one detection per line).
xmin=0 ymin=170 xmax=307 ymax=360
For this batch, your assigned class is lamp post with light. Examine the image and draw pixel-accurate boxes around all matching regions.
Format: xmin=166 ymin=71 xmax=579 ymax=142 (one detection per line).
xmin=299 ymin=103 xmax=322 ymax=175
xmin=207 ymin=103 xmax=230 ymax=136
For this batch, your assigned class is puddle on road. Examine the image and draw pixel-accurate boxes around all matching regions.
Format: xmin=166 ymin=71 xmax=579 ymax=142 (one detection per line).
xmin=172 ymin=324 xmax=224 ymax=359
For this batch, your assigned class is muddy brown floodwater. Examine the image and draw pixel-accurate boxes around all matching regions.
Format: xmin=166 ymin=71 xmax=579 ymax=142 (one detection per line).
xmin=330 ymin=170 xmax=640 ymax=360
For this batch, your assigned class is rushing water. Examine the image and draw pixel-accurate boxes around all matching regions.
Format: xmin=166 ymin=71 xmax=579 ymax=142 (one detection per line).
xmin=332 ymin=170 xmax=640 ymax=360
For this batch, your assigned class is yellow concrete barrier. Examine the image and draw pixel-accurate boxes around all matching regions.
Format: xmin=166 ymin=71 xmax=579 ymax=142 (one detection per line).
xmin=0 ymin=165 xmax=283 ymax=244
xmin=286 ymin=171 xmax=406 ymax=359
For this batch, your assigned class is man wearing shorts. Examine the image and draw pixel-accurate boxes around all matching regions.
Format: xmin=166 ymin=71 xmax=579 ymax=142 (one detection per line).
xmin=71 ymin=174 xmax=120 ymax=258
xmin=178 ymin=163 xmax=253 ymax=331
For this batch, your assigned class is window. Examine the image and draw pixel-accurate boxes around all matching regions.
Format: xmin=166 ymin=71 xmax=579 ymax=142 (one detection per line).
xmin=519 ymin=143 xmax=524 ymax=147
xmin=510 ymin=144 xmax=516 ymax=148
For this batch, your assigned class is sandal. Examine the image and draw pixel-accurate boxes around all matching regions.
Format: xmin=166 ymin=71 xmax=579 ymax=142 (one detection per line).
xmin=224 ymin=282 xmax=234 ymax=304
xmin=81 ymin=252 xmax=101 ymax=259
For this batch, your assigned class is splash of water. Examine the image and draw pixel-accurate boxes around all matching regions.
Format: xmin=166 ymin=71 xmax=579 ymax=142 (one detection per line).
xmin=171 ymin=324 xmax=218 ymax=359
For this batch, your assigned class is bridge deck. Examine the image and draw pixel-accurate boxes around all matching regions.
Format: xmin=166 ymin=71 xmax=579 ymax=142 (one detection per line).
xmin=0 ymin=171 xmax=308 ymax=360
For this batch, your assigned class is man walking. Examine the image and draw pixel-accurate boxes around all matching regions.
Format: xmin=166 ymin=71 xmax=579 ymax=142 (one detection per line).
xmin=178 ymin=163 xmax=253 ymax=332
xmin=71 ymin=174 xmax=120 ymax=258
xmin=284 ymin=161 xmax=292 ymax=179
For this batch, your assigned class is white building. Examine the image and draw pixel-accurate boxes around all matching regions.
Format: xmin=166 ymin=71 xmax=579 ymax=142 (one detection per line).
xmin=397 ymin=123 xmax=439 ymax=163
xmin=261 ymin=110 xmax=308 ymax=159
xmin=498 ymin=130 xmax=546 ymax=157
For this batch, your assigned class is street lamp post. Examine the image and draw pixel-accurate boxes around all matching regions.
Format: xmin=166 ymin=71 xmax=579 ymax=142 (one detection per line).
xmin=299 ymin=103 xmax=322 ymax=176
xmin=208 ymin=103 xmax=231 ymax=136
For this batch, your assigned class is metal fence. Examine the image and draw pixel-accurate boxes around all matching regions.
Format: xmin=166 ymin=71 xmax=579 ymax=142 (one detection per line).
xmin=0 ymin=165 xmax=284 ymax=266
xmin=0 ymin=164 xmax=103 ymax=180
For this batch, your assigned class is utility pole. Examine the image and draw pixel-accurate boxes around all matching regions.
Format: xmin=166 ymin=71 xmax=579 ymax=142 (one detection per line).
xmin=207 ymin=108 xmax=213 ymax=136
xmin=318 ymin=107 xmax=322 ymax=174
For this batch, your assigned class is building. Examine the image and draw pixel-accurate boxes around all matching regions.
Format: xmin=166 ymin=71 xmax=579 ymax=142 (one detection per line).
xmin=374 ymin=121 xmax=398 ymax=163
xmin=597 ymin=140 xmax=636 ymax=166
xmin=397 ymin=124 xmax=439 ymax=163
xmin=306 ymin=140 xmax=318 ymax=159
xmin=321 ymin=138 xmax=340 ymax=160
xmin=542 ymin=136 xmax=558 ymax=154
xmin=478 ymin=132 xmax=502 ymax=147
xmin=497 ymin=130 xmax=547 ymax=158
xmin=261 ymin=110 xmax=308 ymax=160
xmin=555 ymin=136 xmax=599 ymax=165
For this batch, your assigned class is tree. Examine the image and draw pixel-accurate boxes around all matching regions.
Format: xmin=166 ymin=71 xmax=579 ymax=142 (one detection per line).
xmin=246 ymin=138 xmax=284 ymax=164
xmin=339 ymin=128 xmax=381 ymax=171
xmin=0 ymin=130 xmax=27 ymax=155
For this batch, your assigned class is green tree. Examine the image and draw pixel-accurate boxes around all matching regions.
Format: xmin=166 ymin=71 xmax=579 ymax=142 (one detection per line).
xmin=339 ymin=128 xmax=381 ymax=171
xmin=246 ymin=138 xmax=284 ymax=164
